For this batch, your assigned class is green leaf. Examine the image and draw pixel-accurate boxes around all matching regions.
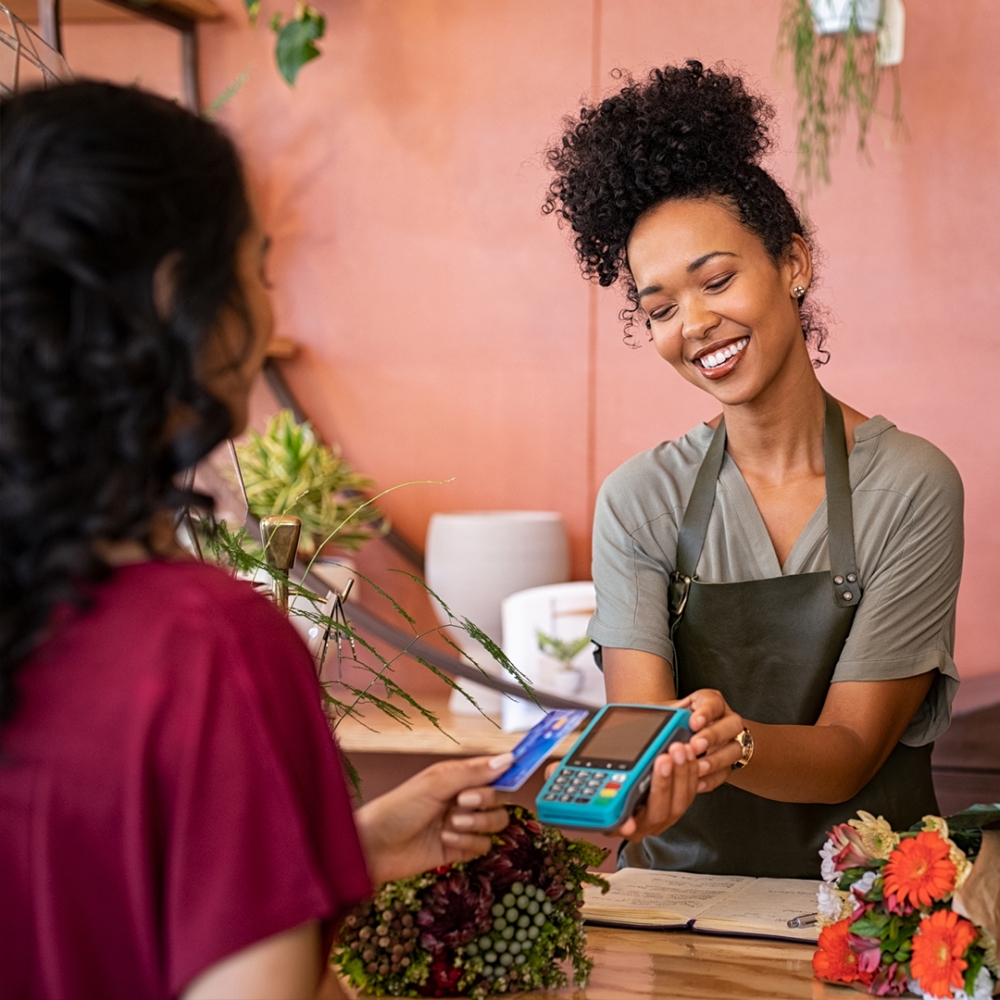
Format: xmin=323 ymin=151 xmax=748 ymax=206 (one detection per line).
xmin=204 ymin=70 xmax=249 ymax=118
xmin=536 ymin=630 xmax=591 ymax=664
xmin=243 ymin=0 xmax=260 ymax=24
xmin=273 ymin=7 xmax=326 ymax=86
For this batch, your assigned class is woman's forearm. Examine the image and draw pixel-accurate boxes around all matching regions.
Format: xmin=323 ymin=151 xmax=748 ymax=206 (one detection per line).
xmin=725 ymin=721 xmax=875 ymax=803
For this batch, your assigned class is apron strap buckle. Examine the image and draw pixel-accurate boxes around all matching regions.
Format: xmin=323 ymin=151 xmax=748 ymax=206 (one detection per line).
xmin=832 ymin=570 xmax=861 ymax=608
xmin=669 ymin=571 xmax=693 ymax=625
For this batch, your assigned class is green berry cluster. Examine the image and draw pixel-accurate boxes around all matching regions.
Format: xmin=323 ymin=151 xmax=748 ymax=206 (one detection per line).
xmin=461 ymin=882 xmax=553 ymax=980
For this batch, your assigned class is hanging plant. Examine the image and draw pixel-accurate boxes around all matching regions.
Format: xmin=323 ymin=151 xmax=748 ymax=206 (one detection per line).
xmin=779 ymin=0 xmax=905 ymax=192
xmin=244 ymin=0 xmax=326 ymax=87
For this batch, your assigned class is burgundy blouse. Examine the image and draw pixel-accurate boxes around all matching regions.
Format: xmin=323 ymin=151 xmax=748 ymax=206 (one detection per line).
xmin=0 ymin=561 xmax=372 ymax=1000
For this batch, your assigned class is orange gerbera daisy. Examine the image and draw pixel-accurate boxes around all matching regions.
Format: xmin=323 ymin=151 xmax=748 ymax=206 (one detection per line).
xmin=883 ymin=831 xmax=957 ymax=908
xmin=910 ymin=908 xmax=979 ymax=999
xmin=812 ymin=919 xmax=867 ymax=985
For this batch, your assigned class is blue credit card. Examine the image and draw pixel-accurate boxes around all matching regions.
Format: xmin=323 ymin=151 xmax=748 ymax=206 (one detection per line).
xmin=491 ymin=709 xmax=589 ymax=791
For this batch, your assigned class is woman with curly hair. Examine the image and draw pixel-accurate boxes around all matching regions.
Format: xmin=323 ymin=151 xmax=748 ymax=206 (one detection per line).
xmin=544 ymin=61 xmax=962 ymax=878
xmin=0 ymin=82 xmax=527 ymax=1000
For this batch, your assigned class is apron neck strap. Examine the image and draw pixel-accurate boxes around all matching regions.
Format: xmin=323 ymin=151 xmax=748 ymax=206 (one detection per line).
xmin=675 ymin=391 xmax=861 ymax=607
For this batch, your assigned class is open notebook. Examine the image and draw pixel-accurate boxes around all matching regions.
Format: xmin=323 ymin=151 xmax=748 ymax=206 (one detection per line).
xmin=582 ymin=868 xmax=821 ymax=944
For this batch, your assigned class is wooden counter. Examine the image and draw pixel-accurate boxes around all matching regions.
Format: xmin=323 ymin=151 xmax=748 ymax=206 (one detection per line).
xmin=334 ymin=694 xmax=580 ymax=758
xmin=344 ymin=926 xmax=855 ymax=999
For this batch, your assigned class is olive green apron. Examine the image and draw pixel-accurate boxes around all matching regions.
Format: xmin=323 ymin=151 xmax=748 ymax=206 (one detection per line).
xmin=620 ymin=393 xmax=938 ymax=878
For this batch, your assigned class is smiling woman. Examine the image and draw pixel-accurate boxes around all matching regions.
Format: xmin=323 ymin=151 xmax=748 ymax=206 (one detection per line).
xmin=544 ymin=61 xmax=965 ymax=879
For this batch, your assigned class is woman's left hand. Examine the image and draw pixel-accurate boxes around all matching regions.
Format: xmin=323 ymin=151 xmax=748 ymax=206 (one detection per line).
xmin=353 ymin=753 xmax=514 ymax=885
xmin=675 ymin=688 xmax=745 ymax=792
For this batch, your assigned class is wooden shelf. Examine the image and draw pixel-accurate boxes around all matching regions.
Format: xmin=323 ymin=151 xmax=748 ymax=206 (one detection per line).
xmin=8 ymin=0 xmax=222 ymax=24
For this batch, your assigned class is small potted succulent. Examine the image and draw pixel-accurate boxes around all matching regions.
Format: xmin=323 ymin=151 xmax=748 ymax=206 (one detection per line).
xmin=535 ymin=631 xmax=591 ymax=697
xmin=779 ymin=0 xmax=905 ymax=192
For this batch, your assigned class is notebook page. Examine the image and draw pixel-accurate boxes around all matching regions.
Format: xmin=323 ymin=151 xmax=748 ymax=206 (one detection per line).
xmin=692 ymin=878 xmax=821 ymax=942
xmin=583 ymin=868 xmax=753 ymax=927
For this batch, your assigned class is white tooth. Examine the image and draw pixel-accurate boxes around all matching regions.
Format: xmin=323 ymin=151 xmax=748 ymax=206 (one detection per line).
xmin=713 ymin=352 xmax=726 ymax=365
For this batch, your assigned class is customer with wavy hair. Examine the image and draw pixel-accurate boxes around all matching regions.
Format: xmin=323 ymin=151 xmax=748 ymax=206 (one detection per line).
xmin=0 ymin=82 xmax=526 ymax=1000
xmin=544 ymin=61 xmax=963 ymax=877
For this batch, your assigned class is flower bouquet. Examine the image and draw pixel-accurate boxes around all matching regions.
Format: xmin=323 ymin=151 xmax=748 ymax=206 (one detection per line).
xmin=813 ymin=809 xmax=1000 ymax=999
xmin=333 ymin=807 xmax=608 ymax=998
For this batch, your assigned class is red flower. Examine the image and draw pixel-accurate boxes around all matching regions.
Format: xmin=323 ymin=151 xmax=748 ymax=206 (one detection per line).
xmin=813 ymin=919 xmax=873 ymax=985
xmin=883 ymin=832 xmax=957 ymax=909
xmin=910 ymin=909 xmax=978 ymax=999
xmin=423 ymin=959 xmax=463 ymax=998
xmin=828 ymin=823 xmax=873 ymax=872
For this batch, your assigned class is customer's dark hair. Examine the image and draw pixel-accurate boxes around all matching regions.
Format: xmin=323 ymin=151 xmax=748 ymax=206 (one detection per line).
xmin=1 ymin=82 xmax=251 ymax=719
xmin=543 ymin=60 xmax=826 ymax=349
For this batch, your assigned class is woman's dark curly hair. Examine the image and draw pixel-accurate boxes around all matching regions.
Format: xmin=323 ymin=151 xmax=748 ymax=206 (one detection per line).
xmin=543 ymin=60 xmax=826 ymax=351
xmin=0 ymin=82 xmax=252 ymax=720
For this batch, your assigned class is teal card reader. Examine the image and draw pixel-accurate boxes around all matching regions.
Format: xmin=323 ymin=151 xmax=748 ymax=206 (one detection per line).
xmin=534 ymin=704 xmax=693 ymax=833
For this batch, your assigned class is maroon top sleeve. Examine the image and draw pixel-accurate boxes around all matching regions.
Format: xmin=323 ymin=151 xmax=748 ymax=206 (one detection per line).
xmin=151 ymin=569 xmax=372 ymax=996
xmin=0 ymin=561 xmax=372 ymax=1000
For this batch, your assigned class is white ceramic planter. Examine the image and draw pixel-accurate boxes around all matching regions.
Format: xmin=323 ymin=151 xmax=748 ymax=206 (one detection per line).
xmin=500 ymin=581 xmax=603 ymax=732
xmin=811 ymin=0 xmax=881 ymax=34
xmin=425 ymin=512 xmax=570 ymax=715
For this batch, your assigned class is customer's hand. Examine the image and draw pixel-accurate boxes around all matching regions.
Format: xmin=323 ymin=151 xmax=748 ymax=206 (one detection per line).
xmin=675 ymin=688 xmax=745 ymax=792
xmin=354 ymin=753 xmax=513 ymax=885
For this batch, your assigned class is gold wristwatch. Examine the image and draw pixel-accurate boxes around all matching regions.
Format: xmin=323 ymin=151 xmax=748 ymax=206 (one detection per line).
xmin=731 ymin=727 xmax=754 ymax=770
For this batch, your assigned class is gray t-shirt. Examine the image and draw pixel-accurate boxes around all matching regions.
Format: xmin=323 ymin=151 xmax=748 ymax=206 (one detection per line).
xmin=588 ymin=415 xmax=963 ymax=745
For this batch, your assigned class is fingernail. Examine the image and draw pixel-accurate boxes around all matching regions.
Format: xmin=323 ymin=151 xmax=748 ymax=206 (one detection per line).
xmin=698 ymin=760 xmax=710 ymax=774
xmin=697 ymin=781 xmax=707 ymax=792
xmin=451 ymin=813 xmax=474 ymax=828
xmin=489 ymin=753 xmax=514 ymax=771
xmin=441 ymin=829 xmax=461 ymax=844
xmin=457 ymin=791 xmax=482 ymax=809
xmin=657 ymin=757 xmax=673 ymax=777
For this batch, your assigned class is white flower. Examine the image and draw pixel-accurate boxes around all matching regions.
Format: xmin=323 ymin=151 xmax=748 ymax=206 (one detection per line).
xmin=909 ymin=966 xmax=996 ymax=1000
xmin=819 ymin=838 xmax=839 ymax=883
xmin=851 ymin=870 xmax=878 ymax=898
xmin=816 ymin=882 xmax=847 ymax=926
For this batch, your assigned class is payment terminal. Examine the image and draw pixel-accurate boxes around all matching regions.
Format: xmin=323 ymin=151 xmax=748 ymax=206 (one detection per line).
xmin=534 ymin=704 xmax=692 ymax=833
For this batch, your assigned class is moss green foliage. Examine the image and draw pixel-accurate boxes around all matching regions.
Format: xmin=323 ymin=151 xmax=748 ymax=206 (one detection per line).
xmin=779 ymin=0 xmax=903 ymax=193
xmin=236 ymin=409 xmax=387 ymax=557
xmin=333 ymin=807 xmax=609 ymax=997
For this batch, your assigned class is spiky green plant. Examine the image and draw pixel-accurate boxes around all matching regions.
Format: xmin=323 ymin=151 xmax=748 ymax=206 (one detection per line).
xmin=779 ymin=0 xmax=903 ymax=194
xmin=236 ymin=409 xmax=387 ymax=558
xmin=201 ymin=518 xmax=539 ymax=794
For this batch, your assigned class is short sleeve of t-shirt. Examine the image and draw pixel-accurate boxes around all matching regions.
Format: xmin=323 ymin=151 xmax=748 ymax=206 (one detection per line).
xmin=153 ymin=569 xmax=373 ymax=996
xmin=0 ymin=561 xmax=372 ymax=1000
xmin=587 ymin=417 xmax=964 ymax=746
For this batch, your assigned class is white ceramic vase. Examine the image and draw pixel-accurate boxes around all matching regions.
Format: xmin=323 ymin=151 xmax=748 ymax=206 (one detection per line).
xmin=810 ymin=0 xmax=881 ymax=34
xmin=425 ymin=512 xmax=570 ymax=715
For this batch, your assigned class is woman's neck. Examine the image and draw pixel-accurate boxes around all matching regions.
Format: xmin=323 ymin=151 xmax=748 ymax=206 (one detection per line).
xmin=720 ymin=358 xmax=829 ymax=484
xmin=93 ymin=509 xmax=189 ymax=567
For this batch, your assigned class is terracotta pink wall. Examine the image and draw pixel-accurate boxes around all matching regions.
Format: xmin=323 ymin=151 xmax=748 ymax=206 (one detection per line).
xmin=66 ymin=2 xmax=1000 ymax=681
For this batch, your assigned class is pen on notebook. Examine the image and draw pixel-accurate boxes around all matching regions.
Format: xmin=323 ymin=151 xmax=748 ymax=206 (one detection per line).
xmin=787 ymin=912 xmax=818 ymax=928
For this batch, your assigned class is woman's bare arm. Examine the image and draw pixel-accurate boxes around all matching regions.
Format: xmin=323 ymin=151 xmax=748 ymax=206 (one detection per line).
xmin=603 ymin=646 xmax=936 ymax=805
xmin=728 ymin=673 xmax=935 ymax=803
xmin=182 ymin=922 xmax=344 ymax=1000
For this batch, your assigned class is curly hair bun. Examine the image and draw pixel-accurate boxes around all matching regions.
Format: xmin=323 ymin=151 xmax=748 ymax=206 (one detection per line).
xmin=544 ymin=60 xmax=802 ymax=287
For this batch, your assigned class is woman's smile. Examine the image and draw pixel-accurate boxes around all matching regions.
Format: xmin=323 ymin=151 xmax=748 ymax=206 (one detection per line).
xmin=692 ymin=335 xmax=750 ymax=377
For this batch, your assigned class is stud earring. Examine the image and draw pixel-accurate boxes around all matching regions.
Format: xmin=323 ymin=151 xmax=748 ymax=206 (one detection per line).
xmin=792 ymin=285 xmax=807 ymax=300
